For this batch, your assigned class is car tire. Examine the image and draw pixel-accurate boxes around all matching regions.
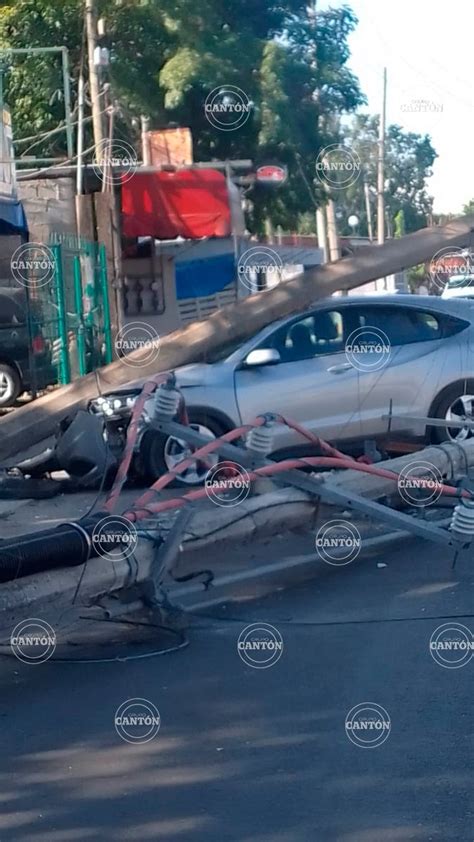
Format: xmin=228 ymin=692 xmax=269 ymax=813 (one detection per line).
xmin=0 ymin=363 xmax=21 ymax=408
xmin=431 ymin=380 xmax=474 ymax=443
xmin=139 ymin=411 xmax=228 ymax=488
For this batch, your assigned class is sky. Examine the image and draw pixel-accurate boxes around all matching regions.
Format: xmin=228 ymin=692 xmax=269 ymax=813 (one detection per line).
xmin=319 ymin=0 xmax=474 ymax=214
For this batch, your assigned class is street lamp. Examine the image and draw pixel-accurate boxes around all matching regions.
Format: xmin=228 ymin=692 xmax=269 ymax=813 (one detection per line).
xmin=348 ymin=214 xmax=359 ymax=236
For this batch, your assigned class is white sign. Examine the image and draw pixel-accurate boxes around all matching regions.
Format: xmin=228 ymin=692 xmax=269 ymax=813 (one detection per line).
xmin=0 ymin=108 xmax=16 ymax=199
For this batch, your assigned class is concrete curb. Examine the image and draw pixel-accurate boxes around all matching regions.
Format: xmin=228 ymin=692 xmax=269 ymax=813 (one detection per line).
xmin=168 ymin=527 xmax=421 ymax=610
xmin=0 ymin=516 xmax=422 ymax=637
xmin=0 ymin=554 xmax=152 ymax=638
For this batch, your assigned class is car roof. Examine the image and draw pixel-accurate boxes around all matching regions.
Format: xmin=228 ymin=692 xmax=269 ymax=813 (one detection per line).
xmin=310 ymin=293 xmax=472 ymax=308
xmin=274 ymin=292 xmax=471 ymax=326
xmin=225 ymin=293 xmax=472 ymax=361
xmin=292 ymin=293 xmax=474 ymax=322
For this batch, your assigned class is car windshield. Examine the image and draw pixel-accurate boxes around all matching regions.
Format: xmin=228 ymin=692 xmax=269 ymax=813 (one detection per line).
xmin=446 ymin=275 xmax=474 ymax=288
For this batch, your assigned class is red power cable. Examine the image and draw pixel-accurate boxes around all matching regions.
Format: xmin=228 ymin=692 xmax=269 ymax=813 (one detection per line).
xmin=132 ymin=416 xmax=268 ymax=511
xmin=275 ymin=414 xmax=356 ymax=461
xmin=123 ymin=455 xmax=470 ymax=523
xmin=105 ymin=373 xmax=169 ymax=512
xmin=102 ymin=382 xmax=468 ymax=525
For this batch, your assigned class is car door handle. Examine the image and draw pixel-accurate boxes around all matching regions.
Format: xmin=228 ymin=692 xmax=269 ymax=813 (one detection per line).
xmin=327 ymin=363 xmax=352 ymax=374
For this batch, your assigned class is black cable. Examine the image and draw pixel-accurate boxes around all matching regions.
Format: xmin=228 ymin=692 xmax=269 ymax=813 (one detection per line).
xmin=0 ymin=619 xmax=189 ymax=664
xmin=78 ymin=368 xmax=123 ymax=522
xmin=188 ymin=611 xmax=474 ymax=628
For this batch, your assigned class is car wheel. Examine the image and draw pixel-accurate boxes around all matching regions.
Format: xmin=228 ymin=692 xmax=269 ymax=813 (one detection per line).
xmin=139 ymin=412 xmax=227 ymax=487
xmin=432 ymin=381 xmax=474 ymax=443
xmin=0 ymin=363 xmax=21 ymax=408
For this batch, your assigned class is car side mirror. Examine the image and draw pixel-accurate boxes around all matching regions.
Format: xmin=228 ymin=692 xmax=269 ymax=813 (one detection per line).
xmin=244 ymin=348 xmax=281 ymax=367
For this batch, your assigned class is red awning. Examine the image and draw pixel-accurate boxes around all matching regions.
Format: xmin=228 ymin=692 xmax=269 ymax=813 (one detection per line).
xmin=121 ymin=169 xmax=232 ymax=239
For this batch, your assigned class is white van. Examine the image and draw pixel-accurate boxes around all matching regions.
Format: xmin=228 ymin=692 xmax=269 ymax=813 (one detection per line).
xmin=441 ymin=274 xmax=474 ymax=299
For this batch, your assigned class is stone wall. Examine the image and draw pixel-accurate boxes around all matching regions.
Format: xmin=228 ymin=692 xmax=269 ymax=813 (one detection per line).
xmin=17 ymin=176 xmax=76 ymax=245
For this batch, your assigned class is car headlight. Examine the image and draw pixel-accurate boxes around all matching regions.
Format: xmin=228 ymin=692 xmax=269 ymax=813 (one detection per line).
xmin=90 ymin=394 xmax=138 ymax=416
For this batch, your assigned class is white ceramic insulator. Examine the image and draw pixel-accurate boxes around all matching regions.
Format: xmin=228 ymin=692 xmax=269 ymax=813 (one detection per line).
xmin=246 ymin=424 xmax=275 ymax=455
xmin=450 ymin=498 xmax=474 ymax=537
xmin=154 ymin=386 xmax=180 ymax=419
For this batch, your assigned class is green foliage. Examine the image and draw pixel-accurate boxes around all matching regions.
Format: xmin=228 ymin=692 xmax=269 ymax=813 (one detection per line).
xmin=337 ymin=114 xmax=437 ymax=236
xmin=407 ymin=263 xmax=427 ymax=293
xmin=0 ymin=0 xmax=370 ymax=235
xmin=394 ymin=209 xmax=405 ymax=238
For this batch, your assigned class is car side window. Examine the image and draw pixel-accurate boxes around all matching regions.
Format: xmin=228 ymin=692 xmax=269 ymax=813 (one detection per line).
xmin=0 ymin=296 xmax=23 ymax=327
xmin=352 ymin=306 xmax=443 ymax=346
xmin=262 ymin=310 xmax=345 ymax=362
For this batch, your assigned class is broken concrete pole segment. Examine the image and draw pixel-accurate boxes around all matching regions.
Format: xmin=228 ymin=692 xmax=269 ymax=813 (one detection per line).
xmin=179 ymin=439 xmax=474 ymax=550
xmin=1 ymin=439 xmax=473 ymax=634
xmin=1 ymin=212 xmax=474 ymax=461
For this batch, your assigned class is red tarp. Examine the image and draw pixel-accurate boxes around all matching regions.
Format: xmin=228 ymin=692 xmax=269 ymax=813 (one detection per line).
xmin=121 ymin=169 xmax=231 ymax=239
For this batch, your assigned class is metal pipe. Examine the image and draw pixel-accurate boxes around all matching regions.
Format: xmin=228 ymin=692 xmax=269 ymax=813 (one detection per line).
xmin=17 ymin=160 xmax=254 ymax=179
xmin=73 ymin=255 xmax=86 ymax=377
xmin=0 ymin=47 xmax=74 ymax=158
xmin=61 ymin=47 xmax=73 ymax=159
xmin=76 ymin=73 xmax=85 ymax=197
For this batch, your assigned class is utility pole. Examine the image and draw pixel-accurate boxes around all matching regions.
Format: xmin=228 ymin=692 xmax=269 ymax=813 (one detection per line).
xmin=326 ymin=198 xmax=340 ymax=262
xmin=312 ymin=0 xmax=339 ymax=266
xmin=141 ymin=115 xmax=151 ymax=165
xmin=76 ymin=74 xmax=85 ymax=197
xmin=75 ymin=72 xmax=85 ymax=236
xmin=364 ymin=179 xmax=373 ymax=241
xmin=85 ymin=0 xmax=104 ymax=159
xmin=101 ymin=93 xmax=115 ymax=193
xmin=377 ymin=67 xmax=387 ymax=246
xmin=377 ymin=66 xmax=387 ymax=290
xmin=316 ymin=208 xmax=328 ymax=263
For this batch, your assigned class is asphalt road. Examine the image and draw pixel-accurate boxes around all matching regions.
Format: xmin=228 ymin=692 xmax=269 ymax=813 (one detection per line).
xmin=0 ymin=535 xmax=472 ymax=842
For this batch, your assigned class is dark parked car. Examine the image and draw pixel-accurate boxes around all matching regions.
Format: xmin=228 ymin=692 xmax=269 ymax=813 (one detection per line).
xmin=0 ymin=287 xmax=56 ymax=407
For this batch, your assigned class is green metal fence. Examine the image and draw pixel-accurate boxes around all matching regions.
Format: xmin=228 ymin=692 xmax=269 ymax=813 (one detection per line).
xmin=25 ymin=234 xmax=113 ymax=394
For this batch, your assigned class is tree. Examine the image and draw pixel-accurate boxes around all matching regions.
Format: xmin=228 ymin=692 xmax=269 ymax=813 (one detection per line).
xmin=337 ymin=114 xmax=437 ymax=236
xmin=0 ymin=0 xmax=364 ymax=236
xmin=0 ymin=0 xmax=171 ymax=158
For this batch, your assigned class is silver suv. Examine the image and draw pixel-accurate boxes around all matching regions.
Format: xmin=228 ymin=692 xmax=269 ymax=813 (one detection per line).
xmin=93 ymin=295 xmax=474 ymax=485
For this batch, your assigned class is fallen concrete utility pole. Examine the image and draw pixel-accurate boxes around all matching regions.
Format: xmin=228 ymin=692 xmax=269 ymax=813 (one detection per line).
xmin=0 ymin=438 xmax=472 ymax=635
xmin=179 ymin=439 xmax=474 ymax=551
xmin=1 ymin=213 xmax=474 ymax=460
